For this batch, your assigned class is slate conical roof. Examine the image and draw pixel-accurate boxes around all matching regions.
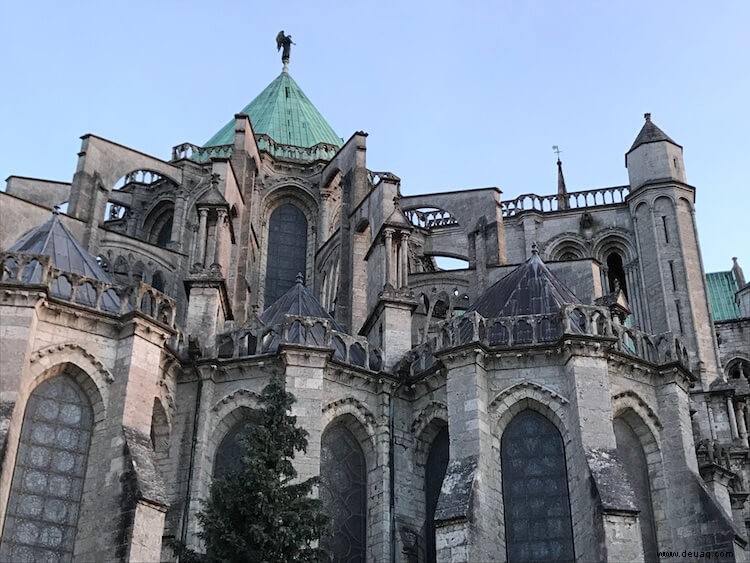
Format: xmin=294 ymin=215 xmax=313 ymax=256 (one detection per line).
xmin=466 ymin=249 xmax=581 ymax=317
xmin=628 ymin=113 xmax=681 ymax=153
xmin=8 ymin=214 xmax=112 ymax=282
xmin=259 ymin=276 xmax=344 ymax=332
xmin=204 ymin=71 xmax=342 ymax=150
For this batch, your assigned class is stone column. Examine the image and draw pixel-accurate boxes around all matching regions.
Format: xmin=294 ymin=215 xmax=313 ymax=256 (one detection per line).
xmin=196 ymin=208 xmax=208 ymax=268
xmin=212 ymin=209 xmax=228 ymax=272
xmin=728 ymin=397 xmax=739 ymax=440
xmin=399 ymin=233 xmax=409 ymax=288
xmin=383 ymin=228 xmax=394 ymax=287
xmin=737 ymin=401 xmax=749 ymax=447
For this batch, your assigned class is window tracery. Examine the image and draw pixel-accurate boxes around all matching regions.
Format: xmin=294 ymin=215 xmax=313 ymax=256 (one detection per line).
xmin=0 ymin=376 xmax=94 ymax=562
xmin=320 ymin=423 xmax=366 ymax=563
xmin=264 ymin=203 xmax=307 ymax=307
xmin=501 ymin=410 xmax=574 ymax=562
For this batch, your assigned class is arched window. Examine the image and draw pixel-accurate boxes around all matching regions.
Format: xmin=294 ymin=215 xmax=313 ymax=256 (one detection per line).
xmin=501 ymin=410 xmax=574 ymax=562
xmin=424 ymin=426 xmax=449 ymax=563
xmin=320 ymin=423 xmax=366 ymax=563
xmin=614 ymin=418 xmax=658 ymax=562
xmin=151 ymin=271 xmax=165 ymax=293
xmin=606 ymin=252 xmax=628 ymax=299
xmin=155 ymin=216 xmax=173 ymax=247
xmin=264 ymin=203 xmax=307 ymax=307
xmin=0 ymin=376 xmax=94 ymax=562
xmin=214 ymin=419 xmax=254 ymax=479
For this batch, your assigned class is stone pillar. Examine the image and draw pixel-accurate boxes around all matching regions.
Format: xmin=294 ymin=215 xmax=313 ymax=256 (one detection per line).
xmin=436 ymin=350 xmax=499 ymax=563
xmin=737 ymin=401 xmax=748 ymax=447
xmin=728 ymin=397 xmax=739 ymax=440
xmin=383 ymin=228 xmax=394 ymax=286
xmin=171 ymin=189 xmax=188 ymax=252
xmin=398 ymin=233 xmax=409 ymax=288
xmin=212 ymin=209 xmax=228 ymax=272
xmin=281 ymin=347 xmax=328 ymax=482
xmin=196 ymin=208 xmax=208 ymax=268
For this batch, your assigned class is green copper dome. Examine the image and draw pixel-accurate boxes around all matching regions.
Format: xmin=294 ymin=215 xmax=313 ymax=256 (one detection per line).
xmin=204 ymin=71 xmax=342 ymax=157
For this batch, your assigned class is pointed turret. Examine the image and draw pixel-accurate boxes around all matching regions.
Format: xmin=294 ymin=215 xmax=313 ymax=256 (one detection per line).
xmin=625 ymin=113 xmax=686 ymax=189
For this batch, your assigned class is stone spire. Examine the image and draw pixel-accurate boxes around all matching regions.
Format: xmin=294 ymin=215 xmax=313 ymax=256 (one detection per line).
xmin=557 ymin=158 xmax=569 ymax=210
xmin=554 ymin=146 xmax=569 ymax=210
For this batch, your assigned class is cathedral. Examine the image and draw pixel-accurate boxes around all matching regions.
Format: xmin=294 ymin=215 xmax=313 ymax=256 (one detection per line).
xmin=1 ymin=42 xmax=749 ymax=562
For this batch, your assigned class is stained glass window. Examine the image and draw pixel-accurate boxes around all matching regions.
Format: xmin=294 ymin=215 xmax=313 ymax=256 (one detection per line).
xmin=614 ymin=418 xmax=658 ymax=562
xmin=0 ymin=376 xmax=93 ymax=563
xmin=320 ymin=424 xmax=366 ymax=563
xmin=264 ymin=203 xmax=307 ymax=307
xmin=213 ymin=419 xmax=254 ymax=479
xmin=501 ymin=410 xmax=574 ymax=562
xmin=425 ymin=426 xmax=449 ymax=563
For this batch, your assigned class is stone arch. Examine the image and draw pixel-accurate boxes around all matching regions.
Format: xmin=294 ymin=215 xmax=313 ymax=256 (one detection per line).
xmin=490 ymin=380 xmax=569 ymax=427
xmin=259 ymin=185 xmax=318 ymax=309
xmin=27 ymin=344 xmax=111 ymax=420
xmin=208 ymin=397 xmax=263 ymax=480
xmin=612 ymin=406 xmax=666 ymax=561
xmin=320 ymin=413 xmax=371 ymax=563
xmin=500 ymin=408 xmax=575 ymax=562
xmin=142 ymin=199 xmax=175 ymax=247
xmin=0 ymin=360 xmax=108 ymax=554
xmin=544 ymin=234 xmax=589 ymax=261
xmin=0 ymin=373 xmax=97 ymax=561
xmin=411 ymin=401 xmax=449 ymax=441
xmin=725 ymin=356 xmax=750 ymax=380
xmin=612 ymin=390 xmax=663 ymax=432
xmin=322 ymin=397 xmax=377 ymax=457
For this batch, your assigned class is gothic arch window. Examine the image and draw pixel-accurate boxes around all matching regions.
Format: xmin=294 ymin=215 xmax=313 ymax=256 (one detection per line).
xmin=320 ymin=423 xmax=367 ymax=563
xmin=501 ymin=409 xmax=574 ymax=562
xmin=606 ymin=252 xmax=628 ymax=298
xmin=727 ymin=358 xmax=750 ymax=380
xmin=151 ymin=271 xmax=165 ymax=293
xmin=0 ymin=376 xmax=94 ymax=562
xmin=213 ymin=416 xmax=257 ymax=479
xmin=264 ymin=203 xmax=308 ymax=308
xmin=614 ymin=418 xmax=658 ymax=562
xmin=424 ymin=425 xmax=449 ymax=563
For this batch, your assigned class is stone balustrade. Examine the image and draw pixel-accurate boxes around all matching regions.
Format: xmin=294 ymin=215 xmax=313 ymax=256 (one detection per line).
xmin=215 ymin=314 xmax=384 ymax=372
xmin=404 ymin=304 xmax=690 ymax=376
xmin=256 ymin=135 xmax=340 ymax=162
xmin=403 ymin=207 xmax=459 ymax=229
xmin=1 ymin=252 xmax=177 ymax=328
xmin=501 ymin=185 xmax=630 ymax=216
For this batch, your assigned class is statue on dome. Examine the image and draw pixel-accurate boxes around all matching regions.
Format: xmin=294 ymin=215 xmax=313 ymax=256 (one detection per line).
xmin=276 ymin=31 xmax=295 ymax=65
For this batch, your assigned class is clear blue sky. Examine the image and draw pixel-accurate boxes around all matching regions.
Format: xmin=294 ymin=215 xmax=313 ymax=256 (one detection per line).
xmin=1 ymin=1 xmax=747 ymax=272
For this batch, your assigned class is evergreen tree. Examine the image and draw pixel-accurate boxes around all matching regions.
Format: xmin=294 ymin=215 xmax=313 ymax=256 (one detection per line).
xmin=178 ymin=375 xmax=328 ymax=562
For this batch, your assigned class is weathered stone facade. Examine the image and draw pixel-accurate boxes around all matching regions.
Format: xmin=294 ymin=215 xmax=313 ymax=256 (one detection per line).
xmin=1 ymin=65 xmax=749 ymax=563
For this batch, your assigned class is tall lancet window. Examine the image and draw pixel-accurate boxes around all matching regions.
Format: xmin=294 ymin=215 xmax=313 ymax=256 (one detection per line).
xmin=0 ymin=376 xmax=94 ymax=563
xmin=320 ymin=423 xmax=366 ymax=563
xmin=424 ymin=426 xmax=449 ymax=563
xmin=614 ymin=418 xmax=658 ymax=562
xmin=264 ymin=203 xmax=307 ymax=307
xmin=501 ymin=410 xmax=574 ymax=562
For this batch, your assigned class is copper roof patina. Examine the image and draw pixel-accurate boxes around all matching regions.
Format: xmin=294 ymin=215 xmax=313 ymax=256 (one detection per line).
xmin=204 ymin=71 xmax=342 ymax=157
xmin=706 ymin=271 xmax=742 ymax=321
